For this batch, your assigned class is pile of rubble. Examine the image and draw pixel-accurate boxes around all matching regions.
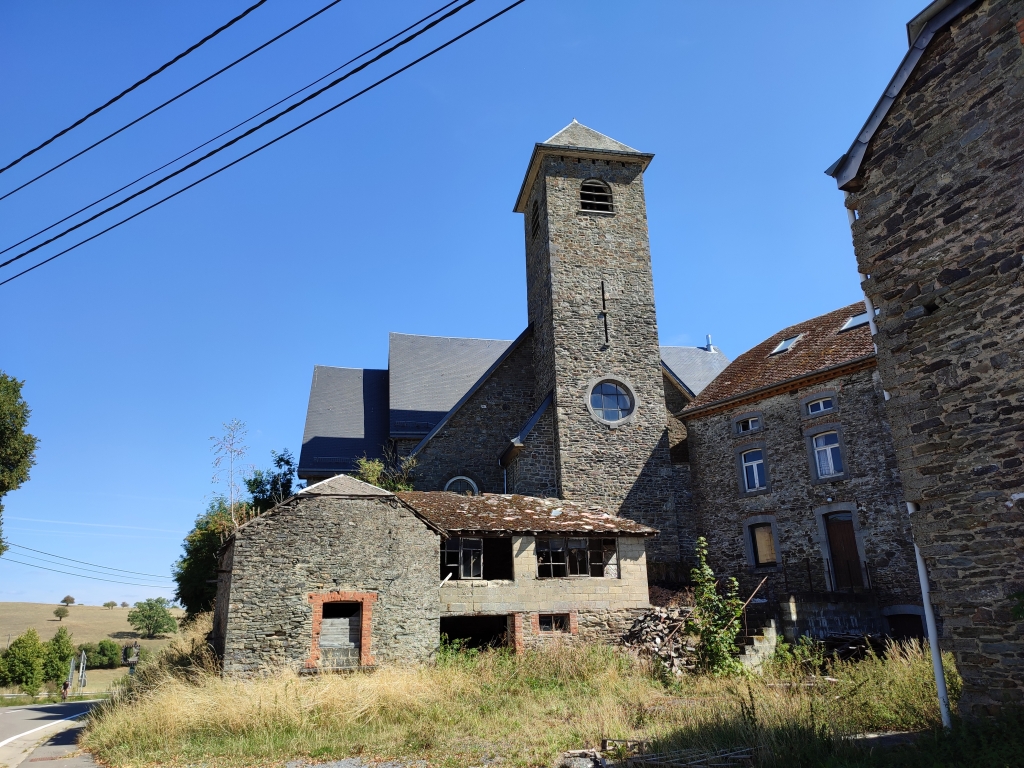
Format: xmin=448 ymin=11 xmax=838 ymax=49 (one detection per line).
xmin=621 ymin=606 xmax=697 ymax=675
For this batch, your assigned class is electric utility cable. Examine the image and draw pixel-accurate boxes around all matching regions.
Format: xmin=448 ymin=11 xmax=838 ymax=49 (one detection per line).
xmin=0 ymin=0 xmax=346 ymax=202
xmin=7 ymin=543 xmax=176 ymax=580
xmin=0 ymin=557 xmax=173 ymax=589
xmin=7 ymin=550 xmax=176 ymax=583
xmin=0 ymin=0 xmax=463 ymax=259
xmin=0 ymin=0 xmax=488 ymax=276
xmin=0 ymin=0 xmax=268 ymax=176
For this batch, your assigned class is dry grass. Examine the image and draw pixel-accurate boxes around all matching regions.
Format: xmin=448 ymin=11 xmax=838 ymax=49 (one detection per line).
xmin=81 ymin=615 xmax=961 ymax=768
xmin=0 ymin=601 xmax=183 ymax=650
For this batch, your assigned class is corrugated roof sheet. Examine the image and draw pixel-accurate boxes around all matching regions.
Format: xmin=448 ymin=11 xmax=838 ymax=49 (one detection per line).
xmin=660 ymin=346 xmax=731 ymax=396
xmin=298 ymin=366 xmax=389 ymax=476
xmin=686 ymin=302 xmax=874 ymax=410
xmin=389 ymin=333 xmax=512 ymax=438
xmin=398 ymin=492 xmax=658 ymax=536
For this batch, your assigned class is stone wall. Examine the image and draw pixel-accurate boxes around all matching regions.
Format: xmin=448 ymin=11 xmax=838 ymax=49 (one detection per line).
xmin=523 ymin=154 xmax=689 ymax=568
xmin=684 ymin=367 xmax=920 ymax=612
xmin=218 ymin=494 xmax=439 ymax=676
xmin=844 ymin=0 xmax=1024 ymax=714
xmin=508 ymin=405 xmax=558 ymax=497
xmin=411 ymin=334 xmax=536 ymax=494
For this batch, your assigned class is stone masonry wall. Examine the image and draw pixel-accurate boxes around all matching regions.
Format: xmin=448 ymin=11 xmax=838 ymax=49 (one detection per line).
xmin=508 ymin=405 xmax=558 ymax=497
xmin=412 ymin=333 xmax=536 ymax=494
xmin=523 ymin=155 xmax=688 ymax=568
xmin=685 ymin=367 xmax=919 ymax=611
xmin=219 ymin=495 xmax=439 ymax=676
xmin=845 ymin=0 xmax=1024 ymax=713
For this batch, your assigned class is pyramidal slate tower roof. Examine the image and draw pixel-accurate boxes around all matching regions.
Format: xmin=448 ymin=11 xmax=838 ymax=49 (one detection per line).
xmin=514 ymin=120 xmax=654 ymax=212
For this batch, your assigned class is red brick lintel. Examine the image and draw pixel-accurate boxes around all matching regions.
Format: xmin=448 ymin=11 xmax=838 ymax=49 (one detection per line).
xmin=306 ymin=591 xmax=378 ymax=669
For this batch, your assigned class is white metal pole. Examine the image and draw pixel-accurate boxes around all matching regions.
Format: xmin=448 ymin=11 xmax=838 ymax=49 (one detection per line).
xmin=908 ymin=502 xmax=952 ymax=729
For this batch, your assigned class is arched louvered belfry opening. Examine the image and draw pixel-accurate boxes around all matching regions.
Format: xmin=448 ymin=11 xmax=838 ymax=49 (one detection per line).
xmin=580 ymin=179 xmax=613 ymax=212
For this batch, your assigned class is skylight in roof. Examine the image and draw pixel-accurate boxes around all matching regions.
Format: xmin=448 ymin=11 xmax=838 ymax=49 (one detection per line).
xmin=770 ymin=335 xmax=801 ymax=355
xmin=840 ymin=307 xmax=880 ymax=331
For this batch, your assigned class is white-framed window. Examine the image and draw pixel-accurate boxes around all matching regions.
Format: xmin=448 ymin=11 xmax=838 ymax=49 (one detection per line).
xmin=806 ymin=397 xmax=834 ymax=415
xmin=770 ymin=335 xmax=801 ymax=354
xmin=442 ymin=536 xmax=483 ymax=580
xmin=444 ymin=476 xmax=478 ymax=495
xmin=749 ymin=523 xmax=777 ymax=567
xmin=840 ymin=308 xmax=879 ymax=331
xmin=742 ymin=449 xmax=767 ymax=491
xmin=737 ymin=416 xmax=760 ymax=434
xmin=813 ymin=432 xmax=844 ymax=478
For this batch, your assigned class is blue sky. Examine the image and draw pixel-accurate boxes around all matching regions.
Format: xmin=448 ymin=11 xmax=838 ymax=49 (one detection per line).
xmin=0 ymin=0 xmax=924 ymax=606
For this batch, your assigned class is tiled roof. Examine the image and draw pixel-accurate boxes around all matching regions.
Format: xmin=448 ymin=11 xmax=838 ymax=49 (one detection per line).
xmin=298 ymin=366 xmax=389 ymax=476
xmin=397 ymin=492 xmax=658 ymax=536
xmin=686 ymin=302 xmax=874 ymax=411
xmin=660 ymin=346 xmax=731 ymax=396
xmin=389 ymin=333 xmax=513 ymax=438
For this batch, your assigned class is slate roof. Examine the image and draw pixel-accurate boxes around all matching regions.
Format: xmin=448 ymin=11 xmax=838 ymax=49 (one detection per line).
xmin=398 ymin=492 xmax=658 ymax=536
xmin=389 ymin=333 xmax=513 ymax=438
xmin=660 ymin=346 xmax=731 ymax=397
xmin=686 ymin=302 xmax=874 ymax=412
xmin=297 ymin=366 xmax=389 ymax=476
xmin=543 ymin=120 xmax=640 ymax=153
xmin=299 ymin=473 xmax=392 ymax=497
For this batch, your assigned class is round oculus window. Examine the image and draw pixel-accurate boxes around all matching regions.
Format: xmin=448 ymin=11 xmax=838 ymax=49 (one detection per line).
xmin=589 ymin=380 xmax=634 ymax=423
xmin=444 ymin=476 xmax=478 ymax=495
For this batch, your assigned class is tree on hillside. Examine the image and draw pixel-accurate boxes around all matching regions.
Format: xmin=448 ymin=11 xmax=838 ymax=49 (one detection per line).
xmin=0 ymin=372 xmax=39 ymax=555
xmin=173 ymin=498 xmax=234 ymax=617
xmin=60 ymin=595 xmax=75 ymax=606
xmin=210 ymin=419 xmax=247 ymax=526
xmin=0 ymin=629 xmax=44 ymax=695
xmin=53 ymin=606 xmax=69 ymax=621
xmin=245 ymin=448 xmax=303 ymax=512
xmin=103 ymin=601 xmax=117 ymax=610
xmin=120 ymin=601 xmax=129 ymax=608
xmin=127 ymin=597 xmax=177 ymax=638
xmin=42 ymin=626 xmax=75 ymax=682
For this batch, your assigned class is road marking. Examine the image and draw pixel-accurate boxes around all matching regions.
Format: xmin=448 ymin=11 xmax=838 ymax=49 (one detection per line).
xmin=0 ymin=713 xmax=85 ymax=748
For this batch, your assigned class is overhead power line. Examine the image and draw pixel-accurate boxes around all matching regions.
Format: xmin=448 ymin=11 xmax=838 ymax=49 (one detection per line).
xmin=0 ymin=0 xmax=347 ymax=203
xmin=0 ymin=0 xmax=484 ymax=275
xmin=0 ymin=0 xmax=269 ymax=177
xmin=0 ymin=0 xmax=463 ymax=259
xmin=0 ymin=557 xmax=173 ymax=589
xmin=7 ymin=543 xmax=175 ymax=580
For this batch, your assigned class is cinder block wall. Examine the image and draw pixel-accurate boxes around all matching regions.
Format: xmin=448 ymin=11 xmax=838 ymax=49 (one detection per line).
xmin=220 ymin=495 xmax=439 ymax=676
xmin=685 ymin=368 xmax=919 ymax=607
xmin=846 ymin=0 xmax=1024 ymax=714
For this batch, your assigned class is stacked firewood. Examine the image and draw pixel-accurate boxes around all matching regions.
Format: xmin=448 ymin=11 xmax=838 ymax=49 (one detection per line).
xmin=620 ymin=607 xmax=697 ymax=675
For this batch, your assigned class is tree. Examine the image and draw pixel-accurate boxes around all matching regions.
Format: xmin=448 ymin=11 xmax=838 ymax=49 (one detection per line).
xmin=0 ymin=372 xmax=38 ymax=556
xmin=245 ymin=448 xmax=303 ymax=512
xmin=354 ymin=444 xmax=416 ymax=492
xmin=103 ymin=601 xmax=117 ymax=610
xmin=120 ymin=601 xmax=129 ymax=608
xmin=1 ymin=629 xmax=44 ymax=695
xmin=210 ymin=419 xmax=247 ymax=526
xmin=53 ymin=606 xmax=69 ymax=621
xmin=172 ymin=498 xmax=234 ymax=617
xmin=60 ymin=595 xmax=75 ymax=606
xmin=42 ymin=626 xmax=75 ymax=682
xmin=686 ymin=537 xmax=744 ymax=675
xmin=127 ymin=597 xmax=177 ymax=638
xmin=78 ymin=639 xmax=121 ymax=669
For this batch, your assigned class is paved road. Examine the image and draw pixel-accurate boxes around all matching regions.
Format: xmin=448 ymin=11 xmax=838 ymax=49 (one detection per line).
xmin=0 ymin=701 xmax=99 ymax=768
xmin=0 ymin=700 xmax=96 ymax=746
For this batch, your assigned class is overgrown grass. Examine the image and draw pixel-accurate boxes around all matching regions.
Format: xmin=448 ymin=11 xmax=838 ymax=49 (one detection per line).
xmin=82 ymin=615 xmax=963 ymax=768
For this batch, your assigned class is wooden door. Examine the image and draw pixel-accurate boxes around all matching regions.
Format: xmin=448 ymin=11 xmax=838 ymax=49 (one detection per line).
xmin=826 ymin=513 xmax=863 ymax=590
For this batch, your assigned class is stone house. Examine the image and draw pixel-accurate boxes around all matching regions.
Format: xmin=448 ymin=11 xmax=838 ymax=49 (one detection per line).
xmin=827 ymin=0 xmax=1024 ymax=713
xmin=682 ymin=303 xmax=923 ymax=641
xmin=212 ymin=474 xmax=654 ymax=675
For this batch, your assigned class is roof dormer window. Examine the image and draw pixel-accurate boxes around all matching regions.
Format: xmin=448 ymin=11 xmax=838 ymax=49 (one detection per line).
xmin=580 ymin=179 xmax=613 ymax=212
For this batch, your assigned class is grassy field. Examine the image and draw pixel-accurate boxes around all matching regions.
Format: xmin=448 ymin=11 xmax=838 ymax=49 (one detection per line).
xmin=82 ymin=615 xmax=971 ymax=768
xmin=0 ymin=602 xmax=184 ymax=695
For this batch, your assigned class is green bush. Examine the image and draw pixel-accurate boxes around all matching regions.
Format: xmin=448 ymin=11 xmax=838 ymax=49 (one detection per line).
xmin=686 ymin=536 xmax=743 ymax=675
xmin=42 ymin=626 xmax=76 ymax=682
xmin=78 ymin=639 xmax=122 ymax=669
xmin=1 ymin=629 xmax=44 ymax=695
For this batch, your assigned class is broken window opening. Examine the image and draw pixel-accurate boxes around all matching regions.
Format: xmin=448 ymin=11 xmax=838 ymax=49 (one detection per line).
xmin=750 ymin=524 xmax=777 ymax=567
xmin=538 ymin=613 xmax=570 ymax=633
xmin=442 ymin=536 xmax=514 ymax=581
xmin=538 ymin=537 xmax=616 ymax=578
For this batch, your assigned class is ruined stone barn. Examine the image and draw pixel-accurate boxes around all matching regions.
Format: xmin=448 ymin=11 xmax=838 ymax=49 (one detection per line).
xmin=827 ymin=0 xmax=1024 ymax=714
xmin=212 ymin=474 xmax=655 ymax=675
xmin=297 ymin=120 xmax=730 ymax=582
xmin=683 ymin=303 xmax=922 ymax=642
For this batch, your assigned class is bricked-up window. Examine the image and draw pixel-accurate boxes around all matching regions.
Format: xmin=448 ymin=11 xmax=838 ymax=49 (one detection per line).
xmin=530 ymin=199 xmax=541 ymax=239
xmin=807 ymin=397 xmax=834 ymax=415
xmin=750 ymin=524 xmax=777 ymax=567
xmin=741 ymin=449 xmax=767 ymax=491
xmin=538 ymin=614 xmax=570 ymax=632
xmin=442 ymin=537 xmax=483 ymax=580
xmin=539 ymin=537 xmax=616 ymax=578
xmin=813 ymin=432 xmax=844 ymax=478
xmin=580 ymin=179 xmax=613 ymax=212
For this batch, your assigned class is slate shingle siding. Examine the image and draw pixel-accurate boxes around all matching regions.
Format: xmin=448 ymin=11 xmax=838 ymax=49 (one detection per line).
xmin=411 ymin=335 xmax=536 ymax=493
xmin=845 ymin=0 xmax=1024 ymax=713
xmin=685 ymin=368 xmax=919 ymax=610
xmin=524 ymin=155 xmax=691 ymax=570
xmin=219 ymin=495 xmax=439 ymax=676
